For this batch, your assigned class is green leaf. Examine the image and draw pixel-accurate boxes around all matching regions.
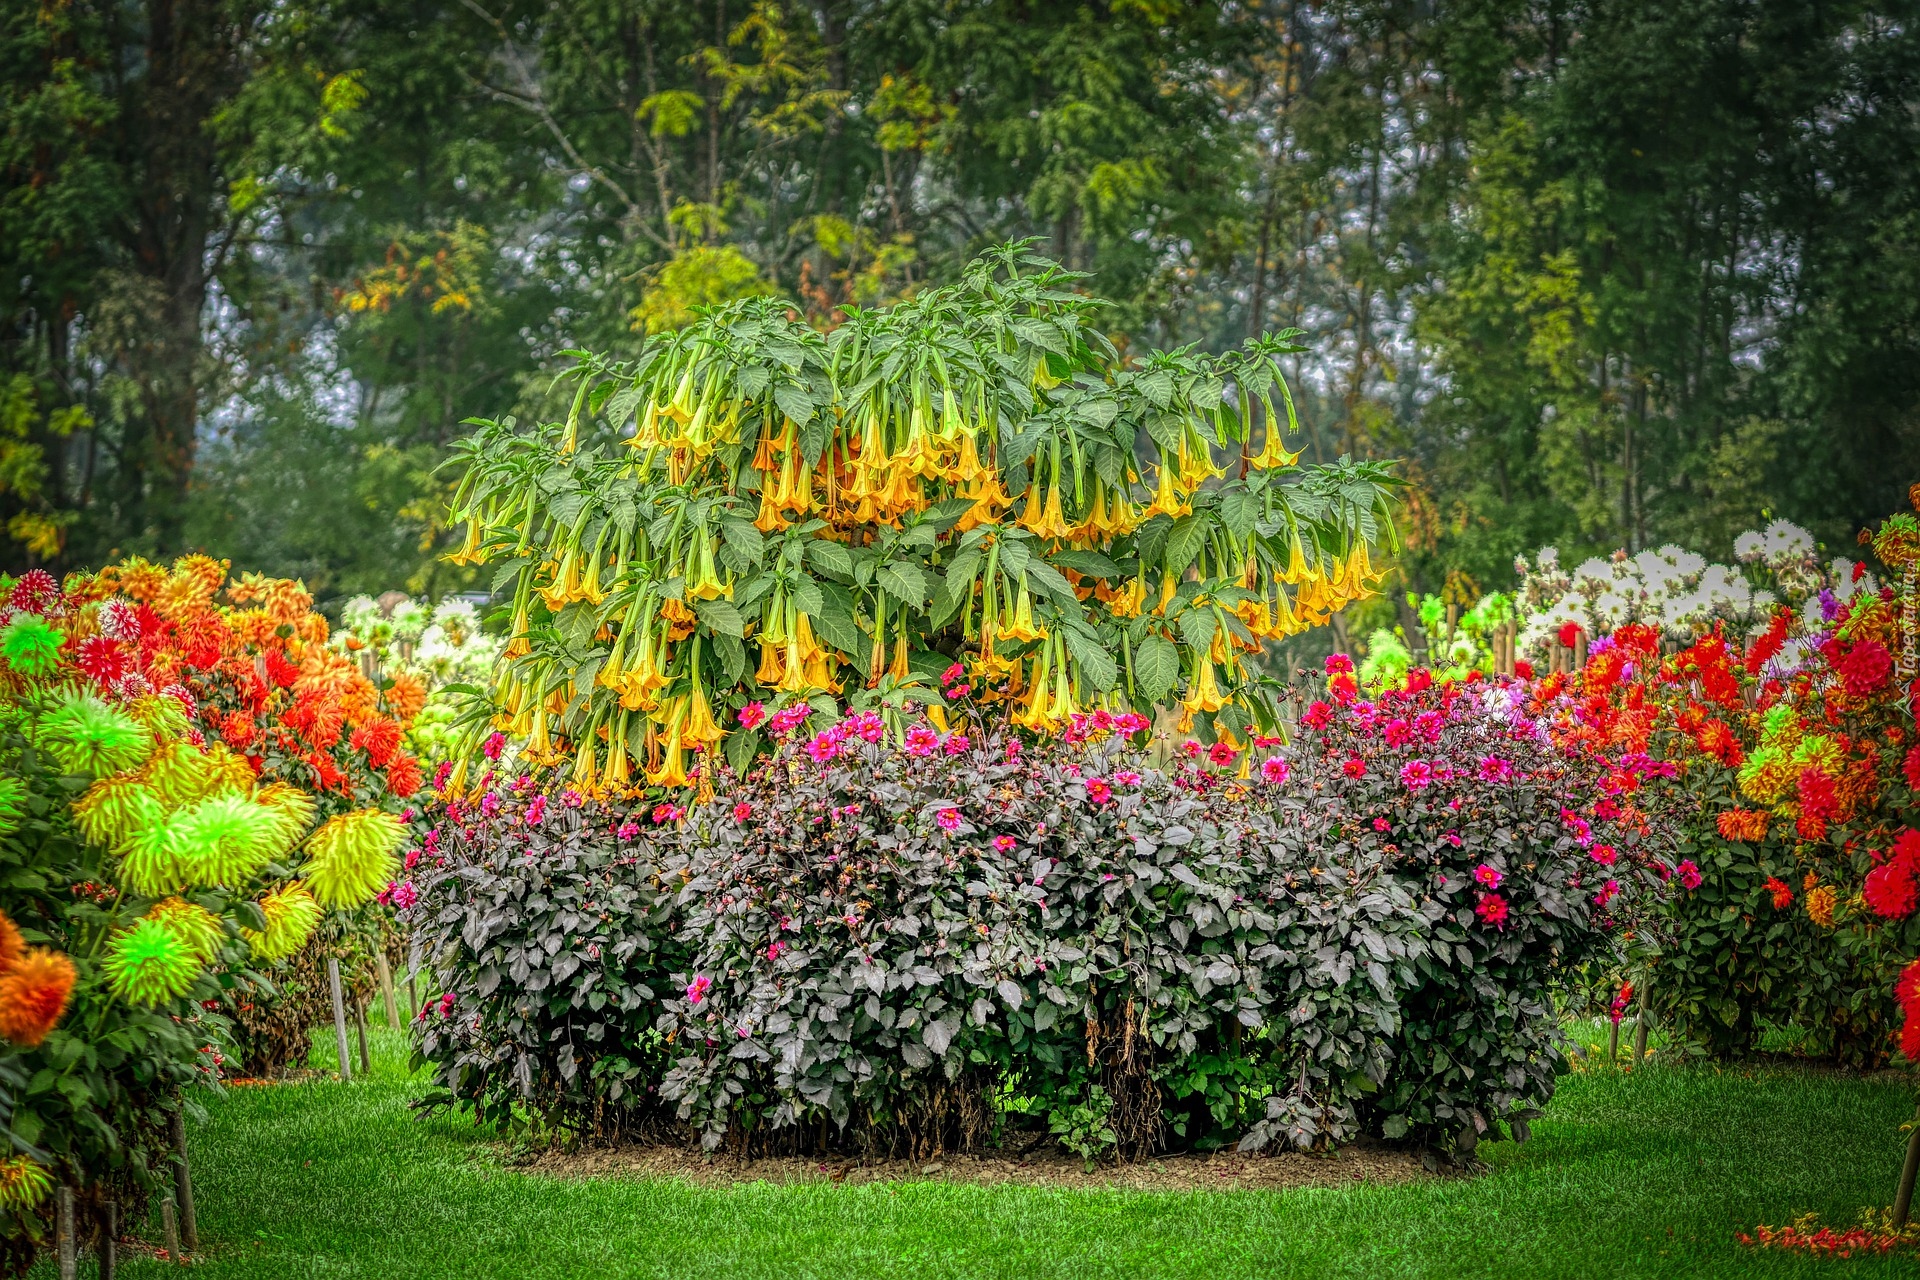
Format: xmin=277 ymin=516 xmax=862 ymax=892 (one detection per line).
xmin=725 ymin=727 xmax=762 ymax=776
xmin=1163 ymin=515 xmax=1208 ymax=578
xmin=1134 ymin=635 xmax=1179 ymax=703
xmin=720 ymin=519 xmax=765 ymax=560
xmin=1052 ymin=550 xmax=1122 ymax=579
xmin=1024 ymin=559 xmax=1078 ymax=604
xmin=1063 ymin=628 xmax=1119 ymax=691
xmin=694 ymin=599 xmax=745 ymax=637
xmin=806 ymin=540 xmax=855 ymax=581
xmin=877 ymin=561 xmax=929 ymax=608
xmin=811 ymin=592 xmax=864 ymax=655
xmin=1220 ymin=488 xmax=1258 ymax=539
xmin=1179 ymin=608 xmax=1217 ymax=653
xmin=921 ymin=497 xmax=978 ymax=533
xmin=489 ymin=556 xmax=532 ymax=595
xmin=773 ymin=382 xmax=816 ymax=429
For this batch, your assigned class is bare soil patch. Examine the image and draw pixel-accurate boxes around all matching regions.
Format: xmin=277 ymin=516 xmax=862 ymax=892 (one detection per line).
xmin=522 ymin=1139 xmax=1428 ymax=1192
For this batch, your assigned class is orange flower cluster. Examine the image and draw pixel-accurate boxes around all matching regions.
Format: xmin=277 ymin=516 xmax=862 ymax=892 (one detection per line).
xmin=1717 ymin=809 xmax=1770 ymax=842
xmin=0 ymin=911 xmax=74 ymax=1049
xmin=66 ymin=557 xmax=423 ymax=802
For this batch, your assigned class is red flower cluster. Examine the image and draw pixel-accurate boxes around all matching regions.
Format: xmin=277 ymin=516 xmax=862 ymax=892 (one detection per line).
xmin=67 ymin=557 xmax=423 ymax=802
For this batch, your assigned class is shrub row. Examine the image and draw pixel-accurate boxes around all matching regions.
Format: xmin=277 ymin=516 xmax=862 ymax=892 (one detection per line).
xmin=406 ymin=675 xmax=1661 ymax=1161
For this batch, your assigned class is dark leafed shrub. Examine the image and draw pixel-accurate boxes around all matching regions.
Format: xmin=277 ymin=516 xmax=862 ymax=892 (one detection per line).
xmin=405 ymin=683 xmax=1651 ymax=1160
xmin=405 ymin=792 xmax=685 ymax=1139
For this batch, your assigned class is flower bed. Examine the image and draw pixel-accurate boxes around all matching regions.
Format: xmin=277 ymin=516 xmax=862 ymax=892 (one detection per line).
xmin=405 ymin=673 xmax=1652 ymax=1161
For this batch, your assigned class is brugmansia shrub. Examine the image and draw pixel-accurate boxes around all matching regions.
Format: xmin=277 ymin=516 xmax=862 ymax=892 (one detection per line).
xmin=0 ymin=569 xmax=405 ymax=1267
xmin=404 ymin=670 xmax=1647 ymax=1161
xmin=442 ymin=243 xmax=1399 ymax=792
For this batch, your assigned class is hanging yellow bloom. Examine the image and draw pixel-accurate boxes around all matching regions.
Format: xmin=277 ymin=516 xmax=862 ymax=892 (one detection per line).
xmin=1143 ymin=453 xmax=1190 ymax=519
xmin=646 ymin=719 xmax=691 ymax=789
xmin=1182 ymin=656 xmax=1228 ymax=715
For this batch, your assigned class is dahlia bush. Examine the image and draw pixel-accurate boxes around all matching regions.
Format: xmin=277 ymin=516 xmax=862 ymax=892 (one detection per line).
xmin=404 ymin=666 xmax=1647 ymax=1162
xmin=0 ymin=563 xmax=405 ymax=1266
xmin=1521 ymin=503 xmax=1920 ymax=1065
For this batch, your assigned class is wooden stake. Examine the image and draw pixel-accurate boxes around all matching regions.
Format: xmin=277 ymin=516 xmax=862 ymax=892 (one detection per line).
xmin=374 ymin=949 xmax=401 ymax=1030
xmin=1607 ymin=1018 xmax=1619 ymax=1065
xmin=1894 ymin=1106 xmax=1920 ymax=1227
xmin=1631 ymin=987 xmax=1651 ymax=1063
xmin=55 ymin=1185 xmax=74 ymax=1280
xmin=171 ymin=1106 xmax=197 ymax=1252
xmin=328 ymin=956 xmax=352 ymax=1083
xmin=99 ymin=1199 xmax=116 ymax=1280
xmin=162 ymin=1195 xmax=180 ymax=1264
xmin=354 ymin=995 xmax=372 ymax=1077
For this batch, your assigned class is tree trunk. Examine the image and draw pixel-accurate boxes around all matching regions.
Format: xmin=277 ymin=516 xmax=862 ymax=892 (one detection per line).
xmin=110 ymin=0 xmax=253 ymax=551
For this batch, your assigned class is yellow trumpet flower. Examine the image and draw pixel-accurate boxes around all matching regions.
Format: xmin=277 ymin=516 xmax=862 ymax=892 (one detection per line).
xmin=646 ymin=720 xmax=691 ymax=789
xmin=1181 ymin=656 xmax=1228 ymax=715
xmin=1143 ymin=453 xmax=1190 ymax=519
xmin=682 ymin=681 xmax=724 ymax=750
xmin=998 ymin=582 xmax=1047 ymax=643
xmin=754 ymin=483 xmax=790 ymax=533
xmin=448 ymin=518 xmax=484 ymax=565
xmin=1245 ymin=423 xmax=1302 ymax=471
xmin=504 ymin=601 xmax=532 ymax=658
xmin=571 ymin=737 xmax=598 ymax=793
xmin=755 ymin=639 xmax=784 ymax=685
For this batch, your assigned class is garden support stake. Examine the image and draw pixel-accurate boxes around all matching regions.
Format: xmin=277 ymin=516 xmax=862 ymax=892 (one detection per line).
xmin=172 ymin=1106 xmax=197 ymax=1252
xmin=1607 ymin=1018 xmax=1619 ymax=1065
xmin=354 ymin=995 xmax=372 ymax=1076
xmin=56 ymin=1186 xmax=74 ymax=1280
xmin=1894 ymin=1105 xmax=1920 ymax=1227
xmin=375 ymin=949 xmax=401 ymax=1029
xmin=329 ymin=956 xmax=352 ymax=1083
xmin=162 ymin=1195 xmax=180 ymax=1264
xmin=99 ymin=1200 xmax=115 ymax=1280
xmin=1631 ymin=987 xmax=1650 ymax=1063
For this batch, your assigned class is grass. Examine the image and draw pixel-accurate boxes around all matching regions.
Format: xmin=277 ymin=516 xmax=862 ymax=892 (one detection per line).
xmin=39 ymin=1013 xmax=1920 ymax=1279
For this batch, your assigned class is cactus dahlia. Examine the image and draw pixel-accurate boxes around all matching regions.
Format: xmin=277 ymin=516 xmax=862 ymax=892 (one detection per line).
xmin=36 ymin=694 xmax=154 ymax=778
xmin=103 ymin=919 xmax=201 ymax=1005
xmin=302 ymin=810 xmax=405 ymax=908
xmin=245 ymin=882 xmax=323 ymax=962
xmin=116 ymin=820 xmax=191 ymax=897
xmin=0 ymin=1157 xmax=52 ymax=1211
xmin=72 ymin=775 xmax=166 ymax=848
xmin=0 ymin=614 xmax=63 ymax=676
xmin=174 ymin=793 xmax=281 ymax=887
xmin=252 ymin=782 xmax=317 ymax=856
xmin=0 ymin=949 xmax=76 ymax=1047
xmin=145 ymin=897 xmax=227 ymax=964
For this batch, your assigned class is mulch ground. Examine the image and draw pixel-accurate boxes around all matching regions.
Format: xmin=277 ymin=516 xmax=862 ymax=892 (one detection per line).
xmin=523 ymin=1138 xmax=1429 ymax=1192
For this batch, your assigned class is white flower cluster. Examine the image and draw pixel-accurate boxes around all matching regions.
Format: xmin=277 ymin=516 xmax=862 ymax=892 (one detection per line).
xmin=1511 ymin=519 xmax=1867 ymax=661
xmin=333 ymin=594 xmax=501 ymax=687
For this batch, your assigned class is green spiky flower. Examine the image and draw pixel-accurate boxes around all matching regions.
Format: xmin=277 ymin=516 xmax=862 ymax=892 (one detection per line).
xmin=174 ymin=793 xmax=278 ymax=887
xmin=146 ymin=897 xmax=227 ymax=964
xmin=253 ymin=783 xmax=316 ymax=860
xmin=116 ymin=819 xmax=190 ymax=897
xmin=302 ymin=809 xmax=405 ymax=908
xmin=126 ymin=694 xmax=191 ymax=743
xmin=73 ymin=775 xmax=165 ymax=849
xmin=37 ymin=694 xmax=153 ymax=779
xmin=103 ymin=918 xmax=202 ymax=1005
xmin=245 ymin=882 xmax=324 ymax=963
xmin=0 ymin=775 xmax=25 ymax=838
xmin=0 ymin=1156 xmax=53 ymax=1211
xmin=0 ymin=616 xmax=63 ymax=678
xmin=140 ymin=741 xmax=219 ymax=808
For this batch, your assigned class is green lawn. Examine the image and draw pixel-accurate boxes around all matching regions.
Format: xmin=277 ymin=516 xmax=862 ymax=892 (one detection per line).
xmin=48 ymin=1015 xmax=1920 ymax=1279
